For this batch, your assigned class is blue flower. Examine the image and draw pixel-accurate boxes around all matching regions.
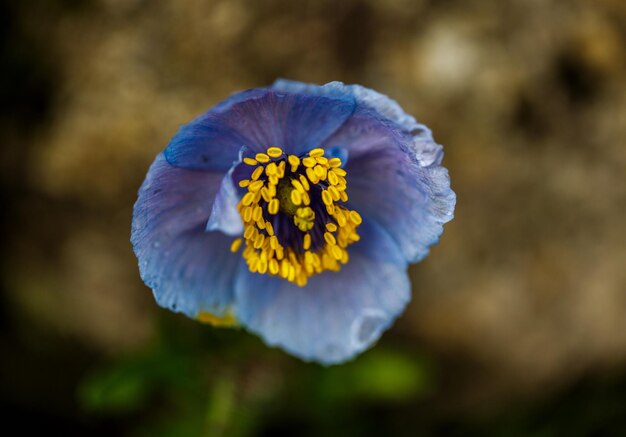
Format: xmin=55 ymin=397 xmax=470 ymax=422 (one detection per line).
xmin=131 ymin=80 xmax=455 ymax=365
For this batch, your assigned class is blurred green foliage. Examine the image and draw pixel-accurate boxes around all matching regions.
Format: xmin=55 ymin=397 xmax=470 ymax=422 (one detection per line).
xmin=76 ymin=316 xmax=433 ymax=436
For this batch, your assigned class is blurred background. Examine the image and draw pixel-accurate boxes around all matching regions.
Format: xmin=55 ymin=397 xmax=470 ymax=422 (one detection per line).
xmin=1 ymin=0 xmax=625 ymax=435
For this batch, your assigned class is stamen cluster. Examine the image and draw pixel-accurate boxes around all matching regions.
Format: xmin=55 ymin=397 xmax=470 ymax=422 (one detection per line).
xmin=230 ymin=146 xmax=362 ymax=287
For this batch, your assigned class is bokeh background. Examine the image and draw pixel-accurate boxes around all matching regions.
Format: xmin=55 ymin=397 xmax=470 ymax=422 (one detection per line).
xmin=2 ymin=0 xmax=626 ymax=435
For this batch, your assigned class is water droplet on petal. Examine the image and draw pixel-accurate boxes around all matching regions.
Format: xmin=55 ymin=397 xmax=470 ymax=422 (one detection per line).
xmin=353 ymin=310 xmax=387 ymax=346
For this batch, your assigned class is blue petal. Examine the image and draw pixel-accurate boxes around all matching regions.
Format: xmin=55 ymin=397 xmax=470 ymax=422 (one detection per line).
xmin=273 ymin=80 xmax=443 ymax=167
xmin=234 ymin=220 xmax=409 ymax=365
xmin=272 ymin=80 xmax=455 ymax=262
xmin=328 ymin=107 xmax=456 ymax=263
xmin=164 ymin=86 xmax=355 ymax=171
xmin=164 ymin=89 xmax=269 ymax=171
xmin=131 ymin=153 xmax=241 ymax=318
xmin=206 ymin=164 xmax=244 ymax=236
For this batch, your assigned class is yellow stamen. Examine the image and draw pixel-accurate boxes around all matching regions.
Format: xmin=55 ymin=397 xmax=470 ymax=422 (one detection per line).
xmin=251 ymin=166 xmax=264 ymax=181
xmin=233 ymin=147 xmax=361 ymax=287
xmin=253 ymin=233 xmax=265 ymax=249
xmin=288 ymin=155 xmax=300 ymax=172
xmin=331 ymin=245 xmax=344 ymax=260
xmin=290 ymin=189 xmax=302 ymax=206
xmin=255 ymin=153 xmax=270 ymax=163
xmin=230 ymin=238 xmax=243 ymax=253
xmin=266 ymin=161 xmax=278 ymax=176
xmin=242 ymin=206 xmax=253 ymax=222
xmin=309 ymin=148 xmax=324 ymax=157
xmin=252 ymin=205 xmax=263 ymax=221
xmin=241 ymin=192 xmax=255 ymax=206
xmin=321 ymin=190 xmax=332 ymax=206
xmin=328 ymin=157 xmax=341 ymax=167
xmin=349 ymin=210 xmax=362 ymax=225
xmin=269 ymin=258 xmax=279 ymax=274
xmin=270 ymin=235 xmax=279 ymax=249
xmin=299 ymin=175 xmax=310 ymax=191
xmin=260 ymin=187 xmax=271 ymax=202
xmin=305 ymin=167 xmax=318 ymax=184
xmin=291 ymin=179 xmax=304 ymax=193
xmin=314 ymin=165 xmax=326 ymax=179
xmin=328 ymin=185 xmax=340 ymax=201
xmin=244 ymin=225 xmax=256 ymax=239
xmin=303 ymin=233 xmax=311 ymax=250
xmin=268 ymin=198 xmax=280 ymax=215
xmin=327 ymin=171 xmax=338 ymax=185
xmin=267 ymin=147 xmax=283 ymax=158
xmin=301 ymin=191 xmax=311 ymax=205
xmin=248 ymin=180 xmax=264 ymax=192
xmin=197 ymin=311 xmax=238 ymax=327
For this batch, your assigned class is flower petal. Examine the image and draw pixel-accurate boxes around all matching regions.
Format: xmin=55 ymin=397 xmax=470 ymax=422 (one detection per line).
xmin=234 ymin=220 xmax=409 ymax=365
xmin=273 ymin=80 xmax=443 ymax=167
xmin=206 ymin=164 xmax=244 ymax=236
xmin=272 ymin=81 xmax=455 ymax=262
xmin=164 ymin=87 xmax=355 ymax=171
xmin=328 ymin=107 xmax=456 ymax=263
xmin=131 ymin=153 xmax=241 ymax=318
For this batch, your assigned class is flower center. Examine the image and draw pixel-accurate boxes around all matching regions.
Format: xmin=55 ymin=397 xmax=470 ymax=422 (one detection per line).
xmin=229 ymin=146 xmax=362 ymax=287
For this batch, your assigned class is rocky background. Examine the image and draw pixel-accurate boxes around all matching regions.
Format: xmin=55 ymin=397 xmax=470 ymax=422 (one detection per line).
xmin=1 ymin=0 xmax=625 ymax=435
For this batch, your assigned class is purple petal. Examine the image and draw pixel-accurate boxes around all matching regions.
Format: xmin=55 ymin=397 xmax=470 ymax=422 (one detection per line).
xmin=273 ymin=80 xmax=443 ymax=167
xmin=164 ymin=87 xmax=355 ymax=171
xmin=131 ymin=153 xmax=241 ymax=318
xmin=206 ymin=164 xmax=244 ymax=236
xmin=328 ymin=107 xmax=456 ymax=263
xmin=234 ymin=220 xmax=409 ymax=365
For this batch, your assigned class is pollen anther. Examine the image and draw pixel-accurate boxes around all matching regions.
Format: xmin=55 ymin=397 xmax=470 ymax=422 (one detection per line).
xmin=233 ymin=145 xmax=362 ymax=287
